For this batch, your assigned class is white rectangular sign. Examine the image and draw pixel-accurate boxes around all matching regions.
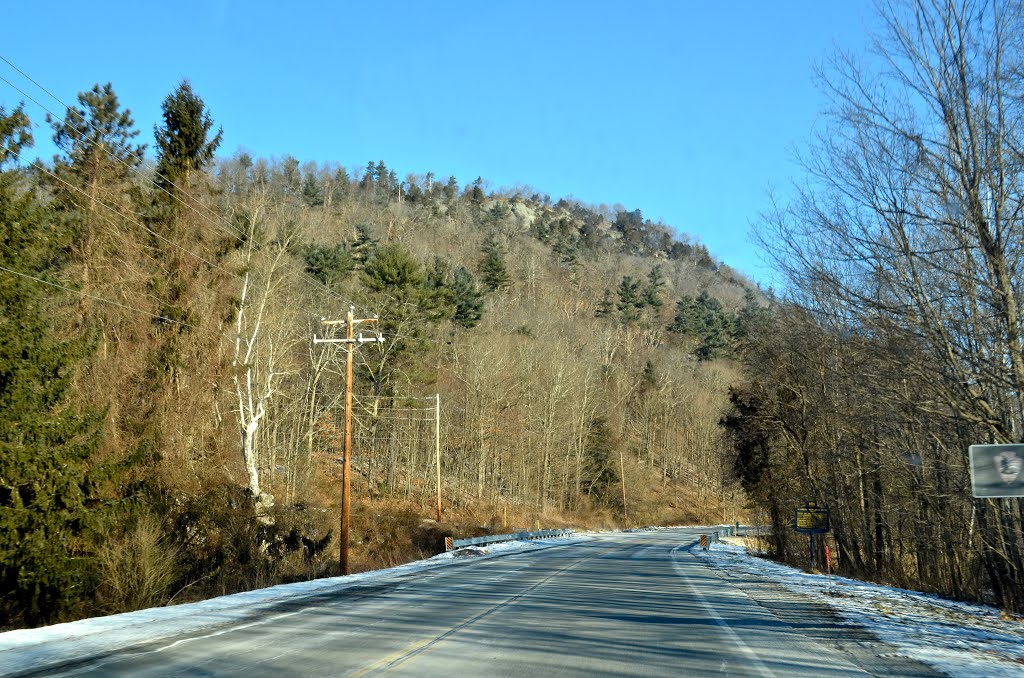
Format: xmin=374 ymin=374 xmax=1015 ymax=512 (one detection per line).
xmin=969 ymin=444 xmax=1024 ymax=498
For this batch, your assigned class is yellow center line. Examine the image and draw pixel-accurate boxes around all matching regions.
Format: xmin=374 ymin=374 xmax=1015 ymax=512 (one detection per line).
xmin=346 ymin=545 xmax=631 ymax=677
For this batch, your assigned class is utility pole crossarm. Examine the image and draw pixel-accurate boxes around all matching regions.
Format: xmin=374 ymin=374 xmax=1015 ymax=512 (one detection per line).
xmin=313 ymin=316 xmax=383 ymax=346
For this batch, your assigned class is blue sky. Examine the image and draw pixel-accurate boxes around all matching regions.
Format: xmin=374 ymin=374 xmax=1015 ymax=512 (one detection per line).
xmin=1 ymin=1 xmax=877 ymax=283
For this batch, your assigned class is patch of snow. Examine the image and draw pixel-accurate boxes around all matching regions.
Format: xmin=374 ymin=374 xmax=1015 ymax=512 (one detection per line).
xmin=0 ymin=534 xmax=587 ymax=676
xmin=6 ymin=529 xmax=1019 ymax=678
xmin=697 ymin=538 xmax=1024 ymax=678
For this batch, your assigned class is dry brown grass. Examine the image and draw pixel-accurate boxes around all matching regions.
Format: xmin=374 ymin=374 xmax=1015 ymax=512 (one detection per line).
xmin=95 ymin=511 xmax=179 ymax=614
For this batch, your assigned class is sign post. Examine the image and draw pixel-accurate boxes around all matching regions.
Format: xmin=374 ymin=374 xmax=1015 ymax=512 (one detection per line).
xmin=794 ymin=500 xmax=831 ymax=570
xmin=968 ymin=445 xmax=1024 ymax=498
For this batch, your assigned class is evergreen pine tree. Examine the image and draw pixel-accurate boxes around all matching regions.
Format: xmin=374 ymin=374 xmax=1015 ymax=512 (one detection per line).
xmin=468 ymin=176 xmax=485 ymax=205
xmin=46 ymin=84 xmax=146 ymax=318
xmin=349 ymin=223 xmax=378 ymax=270
xmin=694 ymin=291 xmax=733 ymax=360
xmin=360 ymin=244 xmax=437 ymax=391
xmin=595 ymin=288 xmax=615 ymax=318
xmin=552 ymin=234 xmax=580 ymax=271
xmin=0 ymin=108 xmax=101 ymax=626
xmin=301 ymin=242 xmax=353 ymax=286
xmin=330 ymin=167 xmax=350 ymax=204
xmin=443 ymin=176 xmax=458 ymax=205
xmin=422 ymin=256 xmax=456 ymax=323
xmin=377 ymin=161 xmax=390 ymax=192
xmin=0 ymin=105 xmax=31 ymax=165
xmin=616 ymin=276 xmax=644 ymax=324
xmin=404 ymin=178 xmax=422 ymax=203
xmin=450 ymin=266 xmax=484 ymax=329
xmin=669 ymin=295 xmax=700 ymax=334
xmin=734 ymin=289 xmax=768 ymax=342
xmin=643 ymin=264 xmax=665 ymax=309
xmin=612 ymin=209 xmax=645 ymax=253
xmin=419 ymin=257 xmax=484 ymax=328
xmin=359 ymin=160 xmax=377 ymax=190
xmin=301 ymin=169 xmax=323 ymax=206
xmin=581 ymin=416 xmax=618 ymax=502
xmin=279 ymin=156 xmax=300 ymax=196
xmin=479 ymin=232 xmax=511 ymax=292
xmin=153 ymin=80 xmax=223 ymax=199
xmin=362 ymin=242 xmax=424 ymax=296
xmin=639 ymin=360 xmax=658 ymax=392
xmin=49 ymin=83 xmax=145 ymax=199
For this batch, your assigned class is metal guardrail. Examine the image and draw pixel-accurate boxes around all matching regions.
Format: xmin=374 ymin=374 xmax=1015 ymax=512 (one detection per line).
xmin=450 ymin=528 xmax=575 ymax=550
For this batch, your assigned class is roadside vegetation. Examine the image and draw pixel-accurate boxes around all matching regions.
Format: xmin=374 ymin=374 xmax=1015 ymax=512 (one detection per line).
xmin=725 ymin=0 xmax=1024 ymax=614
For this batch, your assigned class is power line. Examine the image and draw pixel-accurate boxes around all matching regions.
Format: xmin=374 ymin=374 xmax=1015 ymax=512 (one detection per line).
xmin=0 ymin=150 xmax=232 ymax=338
xmin=0 ymin=71 xmax=225 ymax=231
xmin=0 ymin=61 xmax=473 ymax=344
xmin=2 ymin=166 xmax=340 ymax=342
xmin=0 ymin=55 xmax=362 ymax=313
xmin=353 ymin=394 xmax=438 ymax=401
xmin=354 ymin=406 xmax=436 ymax=412
xmin=0 ymin=59 xmax=218 ymax=224
xmin=26 ymin=153 xmax=229 ymax=273
xmin=0 ymin=264 xmax=200 ymax=332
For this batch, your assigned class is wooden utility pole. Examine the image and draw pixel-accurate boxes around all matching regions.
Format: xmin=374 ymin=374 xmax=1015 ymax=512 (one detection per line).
xmin=313 ymin=307 xmax=383 ymax=575
xmin=435 ymin=394 xmax=442 ymax=522
xmin=618 ymin=447 xmax=628 ymax=529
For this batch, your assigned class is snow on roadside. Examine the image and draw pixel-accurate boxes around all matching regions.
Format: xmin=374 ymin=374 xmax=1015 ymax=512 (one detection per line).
xmin=696 ymin=538 xmax=1024 ymax=678
xmin=0 ymin=535 xmax=586 ymax=677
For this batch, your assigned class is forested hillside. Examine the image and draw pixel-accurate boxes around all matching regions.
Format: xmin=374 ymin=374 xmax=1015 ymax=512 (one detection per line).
xmin=0 ymin=81 xmax=756 ymax=628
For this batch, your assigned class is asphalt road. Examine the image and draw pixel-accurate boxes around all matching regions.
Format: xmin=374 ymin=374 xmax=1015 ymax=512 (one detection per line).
xmin=39 ymin=529 xmax=943 ymax=677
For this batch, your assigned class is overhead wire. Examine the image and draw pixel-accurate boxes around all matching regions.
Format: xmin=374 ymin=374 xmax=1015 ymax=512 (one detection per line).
xmin=24 ymin=150 xmax=229 ymax=273
xmin=0 ymin=55 xmax=246 ymax=234
xmin=0 ymin=61 xmax=485 ymax=506
xmin=0 ymin=55 xmax=490 ymax=397
xmin=0 ymin=264 xmax=200 ymax=332
xmin=1 ymin=142 xmax=322 ymax=338
xmin=0 ymin=55 xmax=362 ymax=313
xmin=0 ymin=71 xmax=223 ymax=228
xmin=353 ymin=394 xmax=438 ymax=400
xmin=0 ymin=142 xmax=242 ymax=336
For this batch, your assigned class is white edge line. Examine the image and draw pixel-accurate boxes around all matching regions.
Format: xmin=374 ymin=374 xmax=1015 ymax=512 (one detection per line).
xmin=670 ymin=544 xmax=776 ymax=678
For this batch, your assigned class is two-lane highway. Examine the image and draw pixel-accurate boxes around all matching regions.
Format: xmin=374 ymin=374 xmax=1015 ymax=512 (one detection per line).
xmin=38 ymin=529 xmax=942 ymax=677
